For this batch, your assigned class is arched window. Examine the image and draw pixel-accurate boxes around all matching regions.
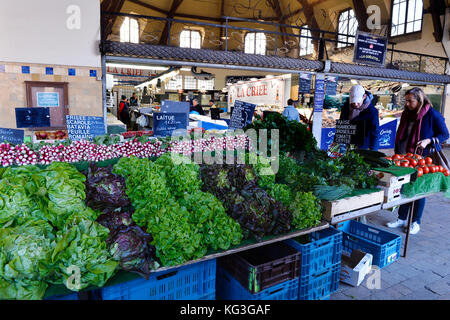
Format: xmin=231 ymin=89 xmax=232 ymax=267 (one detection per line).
xmin=391 ymin=0 xmax=423 ymax=36
xmin=180 ymin=30 xmax=201 ymax=49
xmin=245 ymin=32 xmax=266 ymax=55
xmin=299 ymin=25 xmax=313 ymax=56
xmin=120 ymin=17 xmax=139 ymax=43
xmin=337 ymin=9 xmax=358 ymax=48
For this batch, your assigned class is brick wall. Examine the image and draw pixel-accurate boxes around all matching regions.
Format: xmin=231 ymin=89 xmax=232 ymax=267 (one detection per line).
xmin=0 ymin=62 xmax=102 ymax=133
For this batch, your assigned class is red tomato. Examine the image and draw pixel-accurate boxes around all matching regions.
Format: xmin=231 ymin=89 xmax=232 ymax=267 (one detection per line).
xmin=425 ymin=157 xmax=433 ymax=165
xmin=394 ymin=160 xmax=401 ymax=166
xmin=422 ymin=166 xmax=429 ymax=174
xmin=429 ymin=166 xmax=437 ymax=173
xmin=406 ymin=153 xmax=414 ymax=158
xmin=384 ymin=157 xmax=393 ymax=161
xmin=438 ymin=165 xmax=444 ymax=173
xmin=409 ymin=159 xmax=418 ymax=167
xmin=418 ymin=159 xmax=426 ymax=166
xmin=402 ymin=162 xmax=410 ymax=168
xmin=443 ymin=169 xmax=449 ymax=177
xmin=415 ymin=154 xmax=423 ymax=160
xmin=417 ymin=167 xmax=423 ymax=177
xmin=393 ymin=154 xmax=402 ymax=160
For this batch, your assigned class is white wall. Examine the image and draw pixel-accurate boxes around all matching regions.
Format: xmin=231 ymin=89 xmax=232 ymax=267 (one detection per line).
xmin=0 ymin=0 xmax=101 ymax=67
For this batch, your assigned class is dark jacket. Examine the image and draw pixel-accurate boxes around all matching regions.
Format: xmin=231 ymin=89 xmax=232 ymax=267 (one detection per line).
xmin=340 ymin=101 xmax=380 ymax=151
xmin=118 ymin=100 xmax=130 ymax=125
xmin=395 ymin=107 xmax=449 ymax=157
xmin=190 ymin=104 xmax=205 ymax=116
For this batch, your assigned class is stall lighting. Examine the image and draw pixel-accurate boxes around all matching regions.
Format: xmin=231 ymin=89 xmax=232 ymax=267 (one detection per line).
xmin=351 ymin=79 xmax=358 ymax=84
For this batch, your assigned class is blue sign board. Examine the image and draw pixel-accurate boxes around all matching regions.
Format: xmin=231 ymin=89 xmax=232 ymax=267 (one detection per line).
xmin=16 ymin=107 xmax=51 ymax=128
xmin=154 ymin=112 xmax=188 ymax=137
xmin=37 ymin=92 xmax=60 ymax=107
xmin=325 ymin=76 xmax=338 ymax=96
xmin=229 ymin=100 xmax=257 ymax=129
xmin=66 ymin=115 xmax=106 ymax=141
xmin=314 ymin=78 xmax=325 ymax=113
xmin=298 ymin=73 xmax=312 ymax=94
xmin=378 ymin=119 xmax=398 ymax=149
xmin=46 ymin=67 xmax=54 ymax=75
xmin=320 ymin=119 xmax=398 ymax=151
xmin=353 ymin=31 xmax=388 ymax=67
xmin=0 ymin=128 xmax=25 ymax=145
xmin=161 ymin=100 xmax=190 ymax=124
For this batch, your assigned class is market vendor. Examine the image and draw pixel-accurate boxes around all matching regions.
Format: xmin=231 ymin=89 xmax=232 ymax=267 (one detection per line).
xmin=282 ymin=99 xmax=300 ymax=122
xmin=386 ymin=87 xmax=449 ymax=235
xmin=190 ymin=98 xmax=205 ymax=115
xmin=340 ymin=84 xmax=380 ymax=151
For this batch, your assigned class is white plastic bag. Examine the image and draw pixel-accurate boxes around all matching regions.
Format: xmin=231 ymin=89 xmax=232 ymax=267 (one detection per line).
xmin=136 ymin=115 xmax=149 ymax=127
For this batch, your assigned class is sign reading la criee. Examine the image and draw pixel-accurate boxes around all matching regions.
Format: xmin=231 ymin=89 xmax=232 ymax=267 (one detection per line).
xmin=228 ymin=78 xmax=285 ymax=107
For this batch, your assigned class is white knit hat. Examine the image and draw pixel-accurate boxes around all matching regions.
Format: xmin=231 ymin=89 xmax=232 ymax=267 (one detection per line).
xmin=349 ymin=85 xmax=366 ymax=104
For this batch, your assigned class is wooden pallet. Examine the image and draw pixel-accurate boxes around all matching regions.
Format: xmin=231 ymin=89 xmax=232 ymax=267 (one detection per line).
xmin=322 ymin=190 xmax=384 ymax=222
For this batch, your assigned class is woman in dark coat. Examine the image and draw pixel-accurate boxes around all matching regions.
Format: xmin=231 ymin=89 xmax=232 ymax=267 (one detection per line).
xmin=386 ymin=87 xmax=449 ymax=235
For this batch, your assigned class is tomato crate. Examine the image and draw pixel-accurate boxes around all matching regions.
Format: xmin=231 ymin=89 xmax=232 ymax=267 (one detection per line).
xmin=218 ymin=242 xmax=301 ymax=294
xmin=284 ymin=227 xmax=343 ymax=278
xmin=100 ymin=259 xmax=216 ymax=300
xmin=298 ymin=264 xmax=341 ymax=300
xmin=335 ymin=220 xmax=402 ymax=269
xmin=216 ymin=265 xmax=298 ymax=300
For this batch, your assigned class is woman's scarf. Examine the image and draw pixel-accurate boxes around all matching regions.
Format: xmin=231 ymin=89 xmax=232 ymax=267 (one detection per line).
xmin=395 ymin=104 xmax=431 ymax=153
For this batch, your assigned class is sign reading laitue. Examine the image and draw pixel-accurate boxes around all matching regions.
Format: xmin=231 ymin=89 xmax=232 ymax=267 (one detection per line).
xmin=353 ymin=31 xmax=388 ymax=67
xmin=153 ymin=112 xmax=188 ymax=137
xmin=66 ymin=115 xmax=106 ymax=141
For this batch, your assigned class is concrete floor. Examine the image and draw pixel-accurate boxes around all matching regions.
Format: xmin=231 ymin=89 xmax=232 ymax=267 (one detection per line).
xmin=330 ymin=147 xmax=450 ymax=300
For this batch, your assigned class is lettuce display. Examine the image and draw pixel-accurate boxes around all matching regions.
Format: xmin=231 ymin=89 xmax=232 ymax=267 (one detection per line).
xmin=113 ymin=155 xmax=243 ymax=266
xmin=288 ymin=192 xmax=322 ymax=230
xmin=0 ymin=164 xmax=120 ymax=300
xmin=85 ymin=163 xmax=131 ymax=211
xmin=199 ymin=163 xmax=292 ymax=241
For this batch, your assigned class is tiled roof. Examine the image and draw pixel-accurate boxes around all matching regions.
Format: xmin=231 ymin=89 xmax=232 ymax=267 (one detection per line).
xmin=102 ymin=41 xmax=450 ymax=84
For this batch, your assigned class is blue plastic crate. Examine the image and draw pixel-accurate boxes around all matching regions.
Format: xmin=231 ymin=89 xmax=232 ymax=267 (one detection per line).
xmin=298 ymin=264 xmax=340 ymax=300
xmin=284 ymin=227 xmax=342 ymax=278
xmin=335 ymin=220 xmax=402 ymax=269
xmin=101 ymin=259 xmax=216 ymax=300
xmin=216 ymin=265 xmax=298 ymax=300
xmin=45 ymin=293 xmax=79 ymax=300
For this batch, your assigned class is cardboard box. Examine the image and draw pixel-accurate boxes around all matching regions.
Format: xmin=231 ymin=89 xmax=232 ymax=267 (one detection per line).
xmin=373 ymin=170 xmax=411 ymax=187
xmin=379 ymin=185 xmax=402 ymax=203
xmin=340 ymin=250 xmax=373 ymax=287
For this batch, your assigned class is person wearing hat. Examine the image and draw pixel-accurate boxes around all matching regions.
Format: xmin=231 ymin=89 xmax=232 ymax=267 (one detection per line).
xmin=339 ymin=84 xmax=380 ymax=150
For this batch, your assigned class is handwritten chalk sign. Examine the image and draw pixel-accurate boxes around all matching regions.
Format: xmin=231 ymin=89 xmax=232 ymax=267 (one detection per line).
xmin=335 ymin=120 xmax=365 ymax=145
xmin=16 ymin=107 xmax=51 ymax=128
xmin=229 ymin=100 xmax=256 ymax=129
xmin=66 ymin=115 xmax=106 ymax=141
xmin=325 ymin=76 xmax=338 ymax=96
xmin=0 ymin=128 xmax=24 ymax=145
xmin=298 ymin=73 xmax=312 ymax=94
xmin=153 ymin=112 xmax=188 ymax=137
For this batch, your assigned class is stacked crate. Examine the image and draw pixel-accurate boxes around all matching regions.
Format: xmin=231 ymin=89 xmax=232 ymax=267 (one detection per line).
xmin=284 ymin=227 xmax=343 ymax=300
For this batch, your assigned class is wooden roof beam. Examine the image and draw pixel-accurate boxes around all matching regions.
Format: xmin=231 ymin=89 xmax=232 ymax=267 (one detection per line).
xmin=159 ymin=0 xmax=184 ymax=45
xmin=352 ymin=0 xmax=370 ymax=32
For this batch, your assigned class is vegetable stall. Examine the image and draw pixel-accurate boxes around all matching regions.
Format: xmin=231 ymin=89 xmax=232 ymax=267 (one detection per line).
xmin=0 ymin=114 xmax=448 ymax=301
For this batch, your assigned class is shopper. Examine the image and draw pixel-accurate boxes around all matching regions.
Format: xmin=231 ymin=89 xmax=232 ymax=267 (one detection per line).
xmin=129 ymin=92 xmax=138 ymax=106
xmin=208 ymin=99 xmax=217 ymax=108
xmin=190 ymin=98 xmax=205 ymax=115
xmin=118 ymin=95 xmax=130 ymax=127
xmin=282 ymin=99 xmax=300 ymax=122
xmin=387 ymin=87 xmax=449 ymax=234
xmin=340 ymin=84 xmax=380 ymax=151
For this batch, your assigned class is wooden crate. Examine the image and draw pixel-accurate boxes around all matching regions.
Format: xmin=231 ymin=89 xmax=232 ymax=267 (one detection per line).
xmin=379 ymin=185 xmax=403 ymax=203
xmin=322 ymin=190 xmax=384 ymax=222
xmin=372 ymin=170 xmax=411 ymax=188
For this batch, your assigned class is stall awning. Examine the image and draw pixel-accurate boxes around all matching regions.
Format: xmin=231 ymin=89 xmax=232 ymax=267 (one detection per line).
xmin=102 ymin=41 xmax=450 ymax=84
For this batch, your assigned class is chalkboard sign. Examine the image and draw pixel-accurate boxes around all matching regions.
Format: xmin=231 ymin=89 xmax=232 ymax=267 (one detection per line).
xmin=66 ymin=115 xmax=106 ymax=141
xmin=229 ymin=100 xmax=257 ymax=129
xmin=298 ymin=73 xmax=312 ymax=94
xmin=16 ymin=107 xmax=51 ymax=128
xmin=353 ymin=31 xmax=388 ymax=67
xmin=335 ymin=120 xmax=365 ymax=145
xmin=325 ymin=76 xmax=338 ymax=96
xmin=153 ymin=112 xmax=188 ymax=137
xmin=0 ymin=128 xmax=25 ymax=145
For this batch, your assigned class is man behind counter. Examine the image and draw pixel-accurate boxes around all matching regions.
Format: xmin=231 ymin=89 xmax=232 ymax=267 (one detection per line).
xmin=190 ymin=98 xmax=205 ymax=115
